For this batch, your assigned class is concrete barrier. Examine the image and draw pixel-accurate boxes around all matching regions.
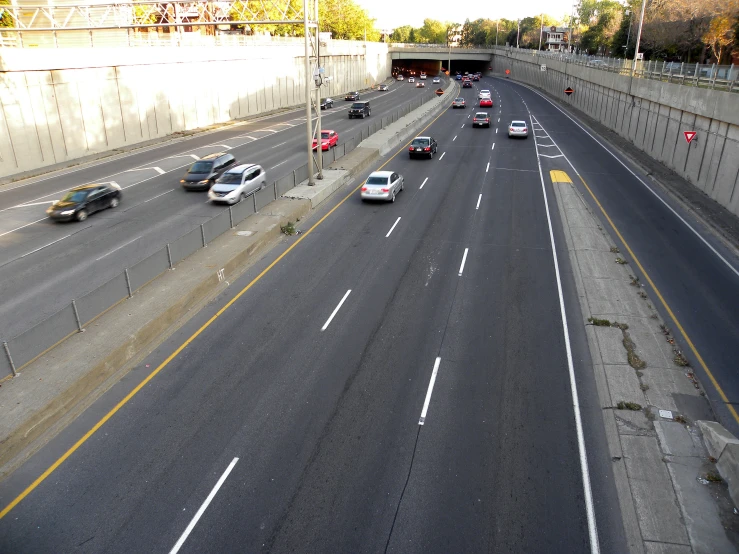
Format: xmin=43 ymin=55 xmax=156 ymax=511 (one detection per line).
xmin=698 ymin=420 xmax=739 ymax=507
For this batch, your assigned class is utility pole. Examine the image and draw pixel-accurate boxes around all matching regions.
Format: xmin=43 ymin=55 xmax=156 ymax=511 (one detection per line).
xmin=516 ymin=19 xmax=520 ymax=48
xmin=632 ymin=0 xmax=646 ymax=72
xmin=315 ymin=0 xmax=322 ymax=179
xmin=304 ymin=0 xmax=313 ymax=185
xmin=624 ymin=8 xmax=633 ymax=56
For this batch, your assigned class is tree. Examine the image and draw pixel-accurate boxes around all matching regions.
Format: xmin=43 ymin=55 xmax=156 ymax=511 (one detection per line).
xmin=703 ymin=15 xmax=735 ymax=62
xmin=408 ymin=28 xmax=417 ymax=43
xmin=1 ymin=0 xmax=15 ymax=29
xmin=319 ymin=0 xmax=380 ymax=40
xmin=390 ymin=25 xmax=412 ymax=42
xmin=418 ymin=18 xmax=447 ymax=44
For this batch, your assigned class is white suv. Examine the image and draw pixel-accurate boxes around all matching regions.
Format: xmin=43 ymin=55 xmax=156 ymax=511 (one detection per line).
xmin=478 ymin=89 xmax=491 ymax=99
xmin=208 ymin=164 xmax=266 ymax=204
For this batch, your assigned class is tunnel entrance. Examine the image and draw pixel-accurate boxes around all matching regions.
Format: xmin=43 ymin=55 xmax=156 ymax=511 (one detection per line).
xmin=391 ymin=59 xmax=492 ymax=78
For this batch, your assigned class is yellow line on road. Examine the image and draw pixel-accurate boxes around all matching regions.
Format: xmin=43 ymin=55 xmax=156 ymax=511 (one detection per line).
xmin=0 ymin=91 xmax=458 ymax=520
xmin=576 ymin=174 xmax=739 ymax=426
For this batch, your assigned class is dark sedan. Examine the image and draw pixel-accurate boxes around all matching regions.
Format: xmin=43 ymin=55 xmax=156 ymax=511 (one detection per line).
xmin=345 ymin=92 xmax=360 ymax=101
xmin=320 ymin=97 xmax=334 ymax=109
xmin=46 ymin=183 xmax=122 ymax=222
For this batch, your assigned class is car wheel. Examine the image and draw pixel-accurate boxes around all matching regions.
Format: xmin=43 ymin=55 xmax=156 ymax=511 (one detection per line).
xmin=109 ymin=197 xmax=120 ymax=209
xmin=240 ymin=192 xmax=246 ymax=203
xmin=76 ymin=209 xmax=88 ymax=222
xmin=401 ymin=180 xmax=404 ymax=191
xmin=391 ymin=191 xmax=396 ymax=203
xmin=429 ymin=150 xmax=433 ymax=159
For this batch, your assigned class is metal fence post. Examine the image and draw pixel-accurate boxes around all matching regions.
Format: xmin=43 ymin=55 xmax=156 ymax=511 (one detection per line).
xmin=200 ymin=224 xmax=206 ymax=246
xmin=124 ymin=268 xmax=133 ymax=298
xmin=3 ymin=342 xmax=16 ymax=377
xmin=166 ymin=244 xmax=173 ymax=269
xmin=253 ymin=193 xmax=257 ymax=212
xmin=71 ymin=300 xmax=84 ymax=332
xmin=273 ymin=181 xmax=277 ymax=200
xmin=229 ymin=206 xmax=234 ymax=229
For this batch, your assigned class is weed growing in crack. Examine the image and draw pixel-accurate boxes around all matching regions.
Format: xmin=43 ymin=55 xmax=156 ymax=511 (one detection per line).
xmin=588 ymin=317 xmax=612 ymax=326
xmin=630 ymin=275 xmax=640 ymax=286
xmin=639 ymin=291 xmax=648 ymax=299
xmin=615 ymin=257 xmax=628 ymax=265
xmin=706 ymin=471 xmax=722 ymax=483
xmin=674 ymin=414 xmax=688 ymax=424
xmin=617 ymin=401 xmax=642 ymax=410
xmin=610 ymin=246 xmax=620 ymax=253
xmin=640 ymin=384 xmax=649 ymax=391
xmin=674 ymin=351 xmax=690 ymax=367
xmin=623 ymin=332 xmax=647 ymax=369
xmin=280 ymin=221 xmax=297 ymax=236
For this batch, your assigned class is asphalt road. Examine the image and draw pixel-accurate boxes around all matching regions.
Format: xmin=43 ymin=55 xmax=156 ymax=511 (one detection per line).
xmin=489 ymin=77 xmax=739 ymax=436
xmin=0 ymin=76 xmax=629 ymax=552
xmin=0 ymin=79 xmax=437 ymax=340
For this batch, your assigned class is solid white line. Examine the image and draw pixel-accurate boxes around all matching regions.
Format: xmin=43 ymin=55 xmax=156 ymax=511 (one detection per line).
xmin=169 ymin=457 xmax=239 ymax=554
xmin=476 ymin=194 xmax=482 ymax=210
xmin=143 ymin=189 xmax=176 ymax=203
xmin=492 ymin=143 xmax=495 ymax=150
xmin=418 ymin=357 xmax=441 ymax=425
xmin=0 ymin=217 xmax=48 ymax=238
xmin=529 ymin=112 xmax=601 ymax=554
xmin=439 ymin=152 xmax=446 ymax=160
xmin=321 ymin=289 xmax=352 ymax=331
xmin=458 ymin=247 xmax=469 ymax=276
xmin=386 ymin=217 xmax=401 ymax=238
xmin=486 ymin=162 xmax=490 ymax=172
xmin=213 ymin=144 xmax=233 ymax=150
xmin=453 ymin=135 xmax=457 ymax=141
xmin=96 ymin=235 xmax=141 ymax=261
xmin=12 ymin=200 xmax=55 ymax=208
xmin=518 ymin=83 xmax=739 ymax=279
xmin=420 ymin=178 xmax=428 ymax=189
xmin=539 ymin=154 xmax=564 ymax=159
xmin=16 ymin=232 xmax=74 ymax=259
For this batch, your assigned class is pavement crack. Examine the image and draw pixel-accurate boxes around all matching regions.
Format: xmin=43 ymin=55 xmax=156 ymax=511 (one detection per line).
xmin=384 ymin=426 xmax=422 ymax=554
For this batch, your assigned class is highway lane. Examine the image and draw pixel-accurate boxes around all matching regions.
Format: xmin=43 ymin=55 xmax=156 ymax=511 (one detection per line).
xmin=0 ymin=79 xmax=438 ymax=339
xmin=0 ymin=77 xmax=626 ymax=552
xmin=492 ymin=77 xmax=739 ymax=435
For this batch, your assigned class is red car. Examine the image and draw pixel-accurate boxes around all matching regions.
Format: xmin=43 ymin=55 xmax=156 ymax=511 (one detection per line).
xmin=479 ymin=98 xmax=493 ymax=108
xmin=313 ymin=130 xmax=338 ymax=151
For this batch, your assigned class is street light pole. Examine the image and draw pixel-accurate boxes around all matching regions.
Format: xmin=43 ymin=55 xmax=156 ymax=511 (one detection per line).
xmin=632 ymin=0 xmax=646 ymax=72
xmin=538 ymin=14 xmax=543 ymax=50
xmin=304 ymin=0 xmax=313 ymax=186
xmin=516 ymin=19 xmax=520 ymax=48
xmin=624 ymin=9 xmax=633 ymax=56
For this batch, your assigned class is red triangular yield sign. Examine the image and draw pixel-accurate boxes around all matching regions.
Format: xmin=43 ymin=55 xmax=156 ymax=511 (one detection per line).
xmin=564 ymin=87 xmax=574 ymax=96
xmin=684 ymin=131 xmax=696 ymax=144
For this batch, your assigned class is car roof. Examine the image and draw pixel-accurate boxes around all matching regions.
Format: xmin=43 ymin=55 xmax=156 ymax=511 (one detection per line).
xmin=320 ymin=129 xmax=336 ymax=133
xmin=70 ymin=184 xmax=105 ymax=191
xmin=368 ymin=171 xmax=393 ymax=178
xmin=413 ymin=136 xmax=431 ymax=140
xmin=200 ymin=151 xmax=229 ymax=160
xmin=510 ymin=120 xmax=527 ymax=124
xmin=475 ymin=112 xmax=489 ymax=116
xmin=226 ymin=163 xmax=258 ymax=173
xmin=454 ymin=97 xmax=465 ymax=101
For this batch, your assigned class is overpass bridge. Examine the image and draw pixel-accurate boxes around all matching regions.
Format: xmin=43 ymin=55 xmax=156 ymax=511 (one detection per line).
xmin=388 ymin=44 xmax=495 ymax=76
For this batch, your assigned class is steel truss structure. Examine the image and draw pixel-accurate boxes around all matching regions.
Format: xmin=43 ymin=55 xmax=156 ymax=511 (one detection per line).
xmin=0 ymin=0 xmax=305 ymax=31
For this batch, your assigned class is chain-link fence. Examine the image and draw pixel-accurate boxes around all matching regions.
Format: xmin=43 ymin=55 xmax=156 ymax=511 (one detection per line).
xmin=0 ymin=88 xmax=438 ymax=377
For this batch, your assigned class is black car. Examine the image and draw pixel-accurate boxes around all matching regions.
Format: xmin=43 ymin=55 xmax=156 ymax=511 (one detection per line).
xmin=345 ymin=92 xmax=360 ymax=101
xmin=348 ymin=101 xmax=371 ymax=119
xmin=46 ymin=183 xmax=122 ymax=222
xmin=408 ymin=136 xmax=438 ymax=159
xmin=378 ymin=84 xmax=389 ymax=91
xmin=320 ymin=97 xmax=334 ymax=109
xmin=181 ymin=152 xmax=237 ymax=190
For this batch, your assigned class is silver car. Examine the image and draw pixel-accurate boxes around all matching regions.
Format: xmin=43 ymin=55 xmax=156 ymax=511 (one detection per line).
xmin=508 ymin=120 xmax=529 ymax=138
xmin=208 ymin=164 xmax=266 ymax=204
xmin=360 ymin=170 xmax=404 ymax=202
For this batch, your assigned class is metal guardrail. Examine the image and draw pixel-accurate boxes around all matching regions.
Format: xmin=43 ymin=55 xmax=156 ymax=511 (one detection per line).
xmin=495 ymin=46 xmax=738 ymax=93
xmin=0 ymin=89 xmax=438 ymax=378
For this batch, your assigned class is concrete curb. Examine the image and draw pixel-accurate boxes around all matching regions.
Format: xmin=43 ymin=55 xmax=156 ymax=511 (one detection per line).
xmin=0 ymin=77 xmax=456 ymax=479
xmin=698 ymin=421 xmax=739 ymax=507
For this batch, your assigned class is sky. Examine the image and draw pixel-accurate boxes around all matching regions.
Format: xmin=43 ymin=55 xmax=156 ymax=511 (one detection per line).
xmin=355 ymin=0 xmax=577 ymax=30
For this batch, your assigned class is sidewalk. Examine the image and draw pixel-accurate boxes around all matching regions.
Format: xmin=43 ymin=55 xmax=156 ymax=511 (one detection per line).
xmin=553 ymin=179 xmax=739 ymax=553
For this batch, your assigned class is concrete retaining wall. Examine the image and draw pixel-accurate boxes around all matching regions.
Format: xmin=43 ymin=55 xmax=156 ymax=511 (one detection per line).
xmin=493 ymin=50 xmax=739 ymax=217
xmin=0 ymin=41 xmax=391 ymax=180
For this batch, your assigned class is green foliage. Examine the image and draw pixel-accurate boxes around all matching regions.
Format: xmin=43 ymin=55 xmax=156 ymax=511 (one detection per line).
xmin=1 ymin=0 xmax=15 ymax=29
xmin=319 ymin=0 xmax=379 ymax=40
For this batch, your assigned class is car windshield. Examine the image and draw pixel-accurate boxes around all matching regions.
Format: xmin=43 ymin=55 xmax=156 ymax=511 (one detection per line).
xmin=411 ymin=139 xmax=429 ymax=147
xmin=321 ymin=132 xmax=330 ymax=139
xmin=188 ymin=161 xmax=214 ymax=174
xmin=476 ymin=113 xmax=488 ymax=118
xmin=217 ymin=173 xmax=243 ymax=184
xmin=366 ymin=176 xmax=389 ymax=185
xmin=455 ymin=98 xmax=464 ymax=102
xmin=512 ymin=122 xmax=526 ymax=127
xmin=351 ymin=103 xmax=365 ymax=109
xmin=60 ymin=190 xmax=89 ymax=203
